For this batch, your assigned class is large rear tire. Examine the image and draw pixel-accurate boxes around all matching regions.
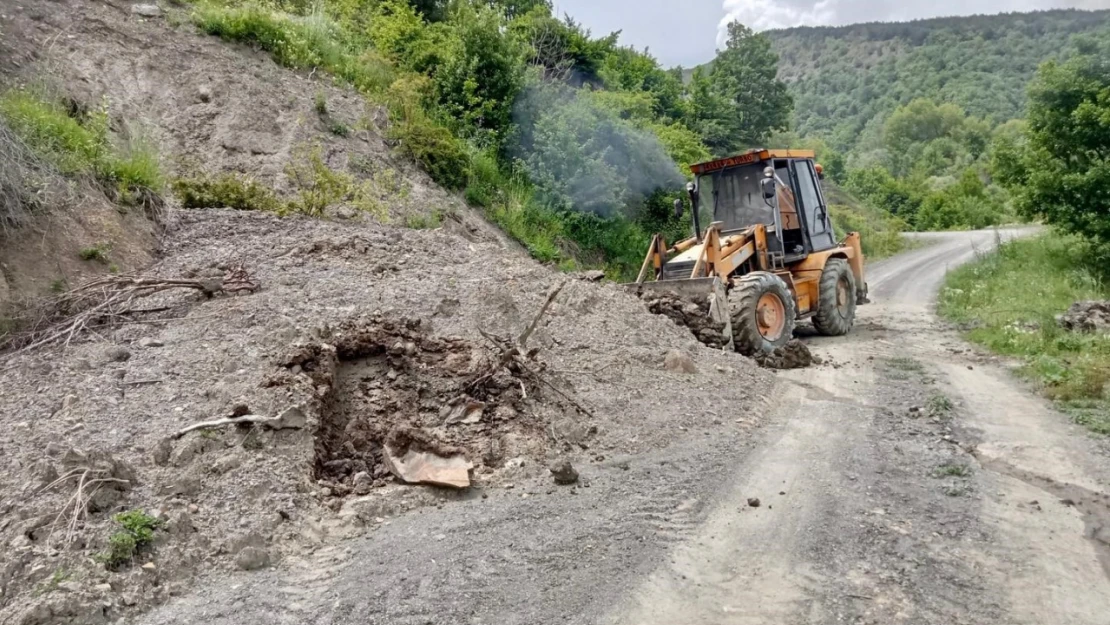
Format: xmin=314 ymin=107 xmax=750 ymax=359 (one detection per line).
xmin=813 ymin=258 xmax=857 ymax=337
xmin=730 ymin=272 xmax=796 ymax=356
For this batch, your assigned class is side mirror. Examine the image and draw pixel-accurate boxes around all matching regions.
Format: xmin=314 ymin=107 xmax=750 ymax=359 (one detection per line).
xmin=761 ymin=178 xmax=776 ymax=201
xmin=673 ymin=198 xmax=684 ymax=219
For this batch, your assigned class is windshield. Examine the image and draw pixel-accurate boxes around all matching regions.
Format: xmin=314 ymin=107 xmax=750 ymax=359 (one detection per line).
xmin=698 ymin=165 xmax=776 ymax=232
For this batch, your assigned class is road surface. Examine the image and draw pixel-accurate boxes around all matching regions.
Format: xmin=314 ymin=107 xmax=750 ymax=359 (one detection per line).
xmin=144 ymin=228 xmax=1110 ymax=625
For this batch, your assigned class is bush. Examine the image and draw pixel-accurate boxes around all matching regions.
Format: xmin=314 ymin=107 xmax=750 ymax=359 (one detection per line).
xmin=192 ymin=3 xmax=392 ymax=94
xmin=172 ymin=173 xmax=282 ymax=212
xmin=389 ymin=118 xmax=471 ymax=190
xmin=0 ymin=89 xmax=162 ymax=205
xmin=101 ymin=509 xmax=163 ymax=570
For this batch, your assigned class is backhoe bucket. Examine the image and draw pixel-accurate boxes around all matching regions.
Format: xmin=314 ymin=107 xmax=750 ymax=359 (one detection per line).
xmin=624 ymin=277 xmax=734 ymax=351
xmin=623 ymin=277 xmax=719 ymax=301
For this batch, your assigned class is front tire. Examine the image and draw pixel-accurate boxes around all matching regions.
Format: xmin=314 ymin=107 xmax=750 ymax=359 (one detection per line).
xmin=730 ymin=272 xmax=797 ymax=356
xmin=813 ymin=258 xmax=857 ymax=336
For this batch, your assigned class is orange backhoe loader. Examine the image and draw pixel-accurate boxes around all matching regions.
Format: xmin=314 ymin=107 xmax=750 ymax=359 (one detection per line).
xmin=626 ymin=149 xmax=869 ymax=356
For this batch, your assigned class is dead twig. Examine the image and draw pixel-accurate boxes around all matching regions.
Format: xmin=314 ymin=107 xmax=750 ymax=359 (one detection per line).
xmin=171 ymin=406 xmax=304 ymax=439
xmin=517 ymin=281 xmax=566 ymax=349
xmin=0 ymin=266 xmax=259 ymax=356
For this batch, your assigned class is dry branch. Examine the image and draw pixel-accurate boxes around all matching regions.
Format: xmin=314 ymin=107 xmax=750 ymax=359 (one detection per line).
xmin=472 ymin=281 xmax=596 ymax=421
xmin=0 ymin=265 xmax=260 ymax=355
xmin=171 ymin=406 xmax=305 ymax=439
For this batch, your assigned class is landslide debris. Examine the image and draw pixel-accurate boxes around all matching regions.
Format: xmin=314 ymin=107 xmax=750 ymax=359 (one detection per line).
xmin=1057 ymin=301 xmax=1110 ymax=334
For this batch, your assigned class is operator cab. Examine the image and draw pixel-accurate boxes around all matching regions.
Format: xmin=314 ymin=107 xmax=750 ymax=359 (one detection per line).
xmin=688 ymin=149 xmax=836 ymax=266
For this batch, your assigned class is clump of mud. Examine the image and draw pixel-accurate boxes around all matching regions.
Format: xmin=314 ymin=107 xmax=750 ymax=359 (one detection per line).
xmin=280 ymin=316 xmax=564 ymax=496
xmin=755 ymin=340 xmax=818 ymax=370
xmin=642 ymin=291 xmax=729 ymax=349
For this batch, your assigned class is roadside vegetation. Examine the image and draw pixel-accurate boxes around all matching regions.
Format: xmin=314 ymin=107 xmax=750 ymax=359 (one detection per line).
xmin=939 ymin=234 xmax=1110 ymax=432
xmin=0 ymin=88 xmax=163 ymax=209
xmin=185 ymin=0 xmax=894 ymax=278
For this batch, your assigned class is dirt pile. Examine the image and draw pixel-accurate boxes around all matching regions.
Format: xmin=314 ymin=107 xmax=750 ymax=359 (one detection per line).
xmin=0 ymin=208 xmax=773 ymax=624
xmin=754 ymin=339 xmax=818 ymax=370
xmin=1057 ymin=301 xmax=1110 ymax=334
xmin=642 ymin=291 xmax=730 ymax=349
xmin=0 ymin=1 xmax=775 ymax=622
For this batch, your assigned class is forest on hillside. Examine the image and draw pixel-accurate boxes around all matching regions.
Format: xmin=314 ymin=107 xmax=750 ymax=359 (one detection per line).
xmin=766 ymin=9 xmax=1110 ymax=153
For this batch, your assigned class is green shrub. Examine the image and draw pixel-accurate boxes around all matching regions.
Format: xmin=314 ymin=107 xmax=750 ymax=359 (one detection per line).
xmin=172 ymin=173 xmax=282 ymax=212
xmin=389 ymin=118 xmax=470 ymax=190
xmin=79 ymin=243 xmax=112 ymax=263
xmin=101 ymin=509 xmax=163 ymax=569
xmin=0 ymin=89 xmax=162 ymax=204
xmin=192 ymin=3 xmax=392 ymax=94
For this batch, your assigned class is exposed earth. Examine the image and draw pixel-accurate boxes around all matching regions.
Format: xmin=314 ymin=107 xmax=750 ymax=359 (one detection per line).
xmin=2 ymin=2 xmax=1109 ymax=623
xmin=118 ymin=228 xmax=1110 ymax=625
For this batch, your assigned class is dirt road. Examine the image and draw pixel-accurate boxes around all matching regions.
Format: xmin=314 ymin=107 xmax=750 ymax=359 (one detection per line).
xmin=142 ymin=228 xmax=1110 ymax=625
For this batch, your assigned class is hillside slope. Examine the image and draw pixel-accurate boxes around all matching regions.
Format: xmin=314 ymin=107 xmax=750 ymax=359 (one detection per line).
xmin=765 ymin=9 xmax=1109 ymax=151
xmin=0 ymin=2 xmax=777 ymax=623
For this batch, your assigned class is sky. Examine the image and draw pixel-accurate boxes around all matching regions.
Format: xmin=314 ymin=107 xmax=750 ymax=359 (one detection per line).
xmin=549 ymin=0 xmax=1110 ymax=67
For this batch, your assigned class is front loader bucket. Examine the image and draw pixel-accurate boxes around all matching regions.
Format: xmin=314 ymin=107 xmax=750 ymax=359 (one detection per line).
xmin=623 ymin=277 xmax=720 ymax=301
xmin=624 ymin=277 xmax=734 ymax=351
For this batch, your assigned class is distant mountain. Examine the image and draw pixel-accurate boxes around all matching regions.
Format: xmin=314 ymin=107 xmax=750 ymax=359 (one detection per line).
xmin=687 ymin=9 xmax=1110 ymax=152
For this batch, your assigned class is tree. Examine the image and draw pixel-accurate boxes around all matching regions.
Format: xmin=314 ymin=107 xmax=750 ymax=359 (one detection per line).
xmin=997 ymin=38 xmax=1110 ymax=245
xmin=700 ymin=22 xmax=793 ymax=154
xmin=433 ymin=3 xmax=525 ymax=146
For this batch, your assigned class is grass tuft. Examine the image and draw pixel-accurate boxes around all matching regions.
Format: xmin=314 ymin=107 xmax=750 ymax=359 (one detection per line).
xmin=100 ymin=509 xmax=163 ymax=570
xmin=939 ymin=232 xmax=1110 ymax=433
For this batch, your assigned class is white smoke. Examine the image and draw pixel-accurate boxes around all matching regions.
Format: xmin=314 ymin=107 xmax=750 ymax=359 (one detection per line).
xmin=717 ymin=0 xmax=838 ymax=42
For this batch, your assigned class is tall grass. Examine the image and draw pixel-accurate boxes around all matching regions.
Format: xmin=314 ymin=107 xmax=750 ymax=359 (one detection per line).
xmin=939 ymin=232 xmax=1110 ymax=432
xmin=0 ymin=89 xmax=162 ymax=203
xmin=191 ymin=3 xmax=393 ymax=94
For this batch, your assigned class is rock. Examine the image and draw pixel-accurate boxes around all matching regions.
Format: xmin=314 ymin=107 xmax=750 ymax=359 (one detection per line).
xmin=576 ymin=270 xmax=606 ymax=282
xmin=130 ymin=3 xmax=162 ymax=17
xmin=1057 ymin=301 xmax=1110 ymax=333
xmin=272 ymin=406 xmax=307 ymax=430
xmin=352 ymin=471 xmax=373 ymax=496
xmin=235 ymin=547 xmax=270 ymax=571
xmin=168 ymin=512 xmax=194 ymax=535
xmin=105 ymin=347 xmax=131 ymax=363
xmin=196 ymin=84 xmax=212 ymax=103
xmin=754 ymin=340 xmax=815 ymax=370
xmin=141 ymin=562 xmax=157 ymax=572
xmin=548 ymin=460 xmax=579 ymax=485
xmin=747 ymin=498 xmax=761 ymax=508
xmin=152 ymin=438 xmax=173 ymax=466
xmin=94 ymin=583 xmax=113 ymax=593
xmin=663 ymin=350 xmax=697 ymax=374
xmin=383 ymin=427 xmax=472 ymax=489
xmin=442 ymin=399 xmax=485 ymax=426
xmin=31 ymin=459 xmax=58 ymax=488
xmin=138 ymin=337 xmax=164 ymax=348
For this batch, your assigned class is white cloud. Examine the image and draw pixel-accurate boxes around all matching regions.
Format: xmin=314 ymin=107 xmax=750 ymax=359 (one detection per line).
xmin=717 ymin=0 xmax=1110 ymax=47
xmin=718 ymin=0 xmax=838 ymax=43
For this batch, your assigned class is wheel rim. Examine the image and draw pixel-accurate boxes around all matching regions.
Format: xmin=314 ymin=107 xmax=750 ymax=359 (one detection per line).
xmin=756 ymin=292 xmax=787 ymax=341
xmin=837 ymin=277 xmax=850 ymax=313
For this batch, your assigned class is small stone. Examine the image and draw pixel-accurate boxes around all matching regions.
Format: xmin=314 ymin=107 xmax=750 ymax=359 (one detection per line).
xmin=58 ymin=581 xmax=83 ymax=593
xmin=235 ymin=547 xmax=271 ymax=571
xmin=549 ymin=460 xmax=579 ymax=485
xmin=188 ymin=504 xmax=199 ymax=514
xmin=196 ymin=84 xmax=212 ymax=103
xmin=663 ymin=350 xmax=697 ymax=374
xmin=967 ymin=365 xmax=974 ymax=370
xmin=152 ymin=438 xmax=173 ymax=466
xmin=138 ymin=337 xmax=164 ymax=348
xmin=141 ymin=562 xmax=156 ymax=572
xmin=131 ymin=3 xmax=162 ymax=17
xmin=909 ymin=406 xmax=921 ymax=414
xmin=95 ymin=583 xmax=113 ymax=593
xmin=352 ymin=471 xmax=373 ymax=496
xmin=105 ymin=347 xmax=131 ymax=363
xmin=747 ymin=498 xmax=761 ymax=508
